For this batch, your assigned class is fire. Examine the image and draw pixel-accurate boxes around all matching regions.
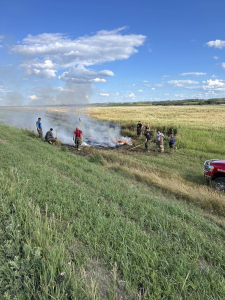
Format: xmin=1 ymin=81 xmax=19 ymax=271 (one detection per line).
xmin=115 ymin=138 xmax=132 ymax=146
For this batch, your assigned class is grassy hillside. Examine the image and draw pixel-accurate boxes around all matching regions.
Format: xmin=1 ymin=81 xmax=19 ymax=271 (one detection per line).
xmin=0 ymin=124 xmax=225 ymax=299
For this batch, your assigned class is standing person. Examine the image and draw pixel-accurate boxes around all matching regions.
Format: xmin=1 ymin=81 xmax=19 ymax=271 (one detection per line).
xmin=144 ymin=123 xmax=150 ymax=135
xmin=155 ymin=130 xmax=164 ymax=152
xmin=145 ymin=132 xmax=151 ymax=152
xmin=36 ymin=117 xmax=43 ymax=138
xmin=45 ymin=128 xmax=56 ymax=144
xmin=137 ymin=121 xmax=143 ymax=137
xmin=73 ymin=126 xmax=83 ymax=150
xmin=169 ymin=134 xmax=176 ymax=149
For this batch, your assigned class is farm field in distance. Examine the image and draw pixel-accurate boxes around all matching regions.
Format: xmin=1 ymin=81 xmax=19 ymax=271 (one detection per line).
xmin=0 ymin=105 xmax=225 ymax=299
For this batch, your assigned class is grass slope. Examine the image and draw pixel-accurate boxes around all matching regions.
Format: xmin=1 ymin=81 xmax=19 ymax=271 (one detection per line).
xmin=0 ymin=125 xmax=225 ymax=299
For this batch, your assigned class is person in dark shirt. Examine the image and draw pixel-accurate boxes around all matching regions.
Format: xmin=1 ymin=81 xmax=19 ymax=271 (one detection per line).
xmin=137 ymin=121 xmax=143 ymax=137
xmin=145 ymin=132 xmax=151 ymax=151
xmin=45 ymin=128 xmax=56 ymax=144
xmin=36 ymin=117 xmax=43 ymax=138
xmin=73 ymin=127 xmax=83 ymax=150
xmin=169 ymin=134 xmax=176 ymax=148
xmin=144 ymin=123 xmax=150 ymax=135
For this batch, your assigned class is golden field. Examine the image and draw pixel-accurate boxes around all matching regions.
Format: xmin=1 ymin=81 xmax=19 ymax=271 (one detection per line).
xmin=88 ymin=105 xmax=225 ymax=131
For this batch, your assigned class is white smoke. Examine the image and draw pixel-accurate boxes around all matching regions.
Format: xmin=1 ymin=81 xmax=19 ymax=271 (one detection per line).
xmin=2 ymin=106 xmax=132 ymax=147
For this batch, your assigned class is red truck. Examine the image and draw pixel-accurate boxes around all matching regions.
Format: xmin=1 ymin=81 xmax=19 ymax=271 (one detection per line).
xmin=204 ymin=159 xmax=225 ymax=191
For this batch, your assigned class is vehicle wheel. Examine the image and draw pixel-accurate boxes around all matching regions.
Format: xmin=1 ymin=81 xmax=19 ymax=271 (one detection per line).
xmin=212 ymin=177 xmax=225 ymax=192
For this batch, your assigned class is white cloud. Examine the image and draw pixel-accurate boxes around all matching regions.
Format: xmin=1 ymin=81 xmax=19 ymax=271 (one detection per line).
xmin=138 ymin=90 xmax=143 ymax=92
xmin=202 ymin=79 xmax=225 ymax=91
xmin=142 ymin=80 xmax=149 ymax=82
xmin=168 ymin=80 xmax=199 ymax=87
xmin=185 ymin=86 xmax=202 ymax=89
xmin=162 ymin=75 xmax=171 ymax=78
xmin=112 ymin=92 xmax=119 ymax=96
xmin=211 ymin=75 xmax=218 ymax=78
xmin=151 ymin=88 xmax=155 ymax=90
xmin=100 ymin=93 xmax=109 ymax=96
xmin=222 ymin=63 xmax=225 ymax=69
xmin=12 ymin=29 xmax=146 ymax=80
xmin=206 ymin=40 xmax=225 ymax=49
xmin=213 ymin=56 xmax=219 ymax=59
xmin=92 ymin=78 xmax=107 ymax=83
xmin=28 ymin=95 xmax=38 ymax=100
xmin=129 ymin=93 xmax=136 ymax=98
xmin=164 ymin=94 xmax=169 ymax=96
xmin=59 ymin=65 xmax=113 ymax=83
xmin=155 ymin=83 xmax=163 ymax=87
xmin=180 ymin=72 xmax=206 ymax=76
xmin=0 ymin=86 xmax=13 ymax=93
xmin=174 ymin=94 xmax=184 ymax=98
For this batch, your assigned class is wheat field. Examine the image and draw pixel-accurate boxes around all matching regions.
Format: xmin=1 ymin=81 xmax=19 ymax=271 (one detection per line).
xmin=88 ymin=105 xmax=225 ymax=131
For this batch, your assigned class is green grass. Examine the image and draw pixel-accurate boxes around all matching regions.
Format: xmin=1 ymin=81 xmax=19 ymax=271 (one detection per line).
xmin=0 ymin=124 xmax=225 ymax=299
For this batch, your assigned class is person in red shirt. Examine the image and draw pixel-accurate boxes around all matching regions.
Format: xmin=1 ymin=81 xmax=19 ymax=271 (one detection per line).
xmin=73 ymin=127 xmax=83 ymax=150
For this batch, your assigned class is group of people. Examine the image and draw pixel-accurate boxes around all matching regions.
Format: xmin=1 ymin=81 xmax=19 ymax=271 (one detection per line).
xmin=36 ymin=118 xmax=56 ymax=144
xmin=137 ymin=121 xmax=176 ymax=153
xmin=36 ymin=118 xmax=83 ymax=150
xmin=36 ymin=117 xmax=175 ymax=153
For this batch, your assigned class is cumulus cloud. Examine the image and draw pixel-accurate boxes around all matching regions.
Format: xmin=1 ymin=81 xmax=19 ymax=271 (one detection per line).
xmin=155 ymin=84 xmax=163 ymax=87
xmin=12 ymin=28 xmax=146 ymax=82
xmin=222 ymin=63 xmax=225 ymax=69
xmin=202 ymin=79 xmax=225 ymax=91
xmin=28 ymin=95 xmax=38 ymax=100
xmin=59 ymin=65 xmax=113 ymax=83
xmin=100 ymin=93 xmax=109 ymax=96
xmin=206 ymin=40 xmax=225 ymax=49
xmin=180 ymin=72 xmax=206 ymax=76
xmin=129 ymin=93 xmax=136 ymax=98
xmin=138 ymin=90 xmax=143 ymax=92
xmin=151 ymin=88 xmax=155 ymax=90
xmin=211 ymin=75 xmax=218 ymax=78
xmin=168 ymin=80 xmax=199 ymax=87
xmin=213 ymin=56 xmax=219 ymax=59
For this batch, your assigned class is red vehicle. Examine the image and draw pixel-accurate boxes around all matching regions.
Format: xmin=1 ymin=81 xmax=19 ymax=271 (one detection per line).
xmin=204 ymin=159 xmax=225 ymax=191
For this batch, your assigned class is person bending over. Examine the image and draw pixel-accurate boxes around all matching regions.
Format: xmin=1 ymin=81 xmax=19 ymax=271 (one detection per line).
xmin=45 ymin=128 xmax=56 ymax=144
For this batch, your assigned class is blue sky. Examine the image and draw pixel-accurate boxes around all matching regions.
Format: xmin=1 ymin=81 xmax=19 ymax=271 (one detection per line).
xmin=0 ymin=0 xmax=225 ymax=105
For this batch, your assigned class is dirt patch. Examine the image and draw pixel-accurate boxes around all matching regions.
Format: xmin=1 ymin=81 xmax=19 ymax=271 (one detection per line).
xmin=0 ymin=139 xmax=7 ymax=144
xmin=197 ymin=260 xmax=211 ymax=272
xmin=82 ymin=259 xmax=131 ymax=299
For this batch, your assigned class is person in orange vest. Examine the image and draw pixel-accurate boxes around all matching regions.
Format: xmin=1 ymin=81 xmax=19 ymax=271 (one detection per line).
xmin=73 ymin=126 xmax=83 ymax=150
